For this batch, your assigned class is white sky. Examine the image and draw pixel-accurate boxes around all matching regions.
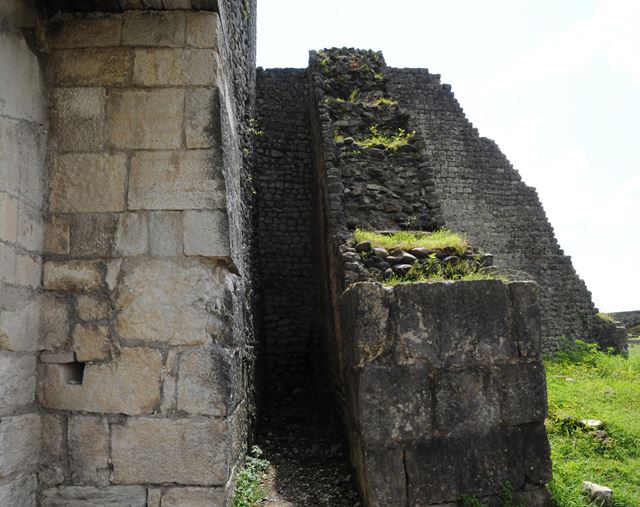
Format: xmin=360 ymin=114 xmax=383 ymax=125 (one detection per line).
xmin=257 ymin=0 xmax=640 ymax=312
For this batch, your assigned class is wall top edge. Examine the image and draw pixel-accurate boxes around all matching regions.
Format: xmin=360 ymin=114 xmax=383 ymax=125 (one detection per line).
xmin=39 ymin=0 xmax=219 ymax=17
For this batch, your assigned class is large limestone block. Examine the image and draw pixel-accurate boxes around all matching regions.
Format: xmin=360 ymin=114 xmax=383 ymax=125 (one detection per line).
xmin=68 ymin=416 xmax=109 ymax=485
xmin=115 ymin=213 xmax=149 ymax=256
xmin=44 ymin=215 xmax=70 ymax=255
xmin=49 ymin=153 xmax=127 ymax=213
xmin=115 ymin=258 xmax=226 ymax=346
xmin=106 ymin=89 xmax=184 ymax=149
xmin=16 ymin=200 xmax=43 ymax=252
xmin=356 ymin=445 xmax=406 ymax=507
xmin=39 ymin=293 xmax=71 ymax=350
xmin=50 ymin=88 xmax=106 ymax=152
xmin=186 ymin=11 xmax=220 ymax=49
xmin=498 ymin=361 xmax=548 ymax=425
xmin=40 ymin=414 xmax=65 ymax=486
xmin=0 ymin=285 xmax=39 ymax=352
xmin=133 ymin=49 xmax=216 ymax=86
xmin=76 ymin=294 xmax=111 ymax=321
xmin=43 ymin=260 xmax=103 ymax=292
xmin=122 ymin=10 xmax=185 ymax=47
xmin=49 ymin=48 xmax=131 ymax=86
xmin=49 ymin=15 xmax=122 ymax=49
xmin=128 ymin=150 xmax=225 ymax=210
xmin=67 ymin=213 xmax=118 ymax=258
xmin=72 ymin=323 xmax=110 ymax=362
xmin=41 ymin=486 xmax=147 ymax=507
xmin=0 ymin=353 xmax=37 ymax=410
xmin=0 ymin=473 xmax=37 ymax=507
xmin=111 ymin=417 xmax=230 ymax=485
xmin=0 ymin=191 xmax=18 ymax=242
xmin=185 ymin=88 xmax=220 ymax=148
xmin=0 ymin=413 xmax=40 ymax=478
xmin=149 ymin=211 xmax=182 ymax=256
xmin=161 ymin=487 xmax=226 ymax=506
xmin=183 ymin=210 xmax=230 ymax=257
xmin=39 ymin=347 xmax=162 ymax=415
xmin=509 ymin=281 xmax=542 ymax=357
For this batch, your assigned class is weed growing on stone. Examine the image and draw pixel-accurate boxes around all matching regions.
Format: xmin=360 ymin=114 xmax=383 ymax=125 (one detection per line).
xmin=597 ymin=311 xmax=615 ymax=322
xmin=348 ymin=87 xmax=360 ymax=102
xmin=370 ymin=96 xmax=398 ymax=106
xmin=373 ymin=71 xmax=384 ymax=81
xmin=354 ymin=124 xmax=415 ymax=150
xmin=545 ymin=342 xmax=640 ymax=506
xmin=354 ymin=229 xmax=470 ymax=255
xmin=232 ymin=446 xmax=270 ymax=507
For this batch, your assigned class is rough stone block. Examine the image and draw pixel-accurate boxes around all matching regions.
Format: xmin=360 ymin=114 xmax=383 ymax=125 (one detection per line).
xmin=39 ymin=347 xmax=162 ymax=415
xmin=509 ymin=281 xmax=542 ymax=357
xmin=16 ymin=200 xmax=43 ymax=252
xmin=0 ymin=474 xmax=37 ymax=507
xmin=357 ymin=444 xmax=406 ymax=507
xmin=50 ymin=88 xmax=106 ymax=152
xmin=147 ymin=488 xmax=161 ymax=507
xmin=499 ymin=361 xmax=548 ymax=425
xmin=356 ymin=365 xmax=431 ymax=442
xmin=185 ymin=87 xmax=220 ymax=148
xmin=183 ymin=210 xmax=230 ymax=257
xmin=72 ymin=323 xmax=110 ymax=362
xmin=43 ymin=260 xmax=103 ymax=292
xmin=68 ymin=416 xmax=109 ymax=485
xmin=161 ymin=487 xmax=226 ymax=506
xmin=0 ymin=353 xmax=37 ymax=410
xmin=39 ymin=293 xmax=71 ymax=350
xmin=49 ymin=48 xmax=131 ymax=86
xmin=115 ymin=257 xmax=225 ymax=346
xmin=149 ymin=211 xmax=182 ymax=256
xmin=111 ymin=417 xmax=230 ymax=485
xmin=115 ymin=212 xmax=149 ymax=256
xmin=68 ymin=213 xmax=118 ymax=258
xmin=76 ymin=294 xmax=111 ymax=321
xmin=129 ymin=150 xmax=225 ymax=210
xmin=40 ymin=486 xmax=147 ymax=507
xmin=132 ymin=49 xmax=216 ymax=86
xmin=523 ymin=422 xmax=553 ymax=485
xmin=0 ymin=191 xmax=18 ymax=242
xmin=0 ymin=286 xmax=39 ymax=352
xmin=0 ymin=413 xmax=40 ymax=478
xmin=177 ymin=346 xmax=240 ymax=416
xmin=186 ymin=11 xmax=220 ymax=48
xmin=106 ymin=89 xmax=184 ymax=149
xmin=49 ymin=15 xmax=122 ymax=49
xmin=44 ymin=215 xmax=70 ymax=255
xmin=49 ymin=153 xmax=127 ymax=213
xmin=122 ymin=10 xmax=185 ymax=47
xmin=41 ymin=413 xmax=65 ymax=467
xmin=14 ymin=250 xmax=41 ymax=289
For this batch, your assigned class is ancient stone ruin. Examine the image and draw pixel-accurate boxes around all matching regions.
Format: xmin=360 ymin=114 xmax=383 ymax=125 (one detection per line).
xmin=0 ymin=1 xmax=627 ymax=506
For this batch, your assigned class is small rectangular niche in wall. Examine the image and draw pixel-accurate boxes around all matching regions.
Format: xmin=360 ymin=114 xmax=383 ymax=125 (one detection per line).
xmin=63 ymin=361 xmax=85 ymax=385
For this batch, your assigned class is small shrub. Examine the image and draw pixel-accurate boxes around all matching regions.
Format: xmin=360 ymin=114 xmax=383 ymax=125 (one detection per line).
xmin=354 ymin=228 xmax=470 ymax=255
xmin=370 ymin=96 xmax=398 ymax=106
xmin=373 ymin=72 xmax=384 ymax=81
xmin=461 ymin=495 xmax=486 ymax=507
xmin=354 ymin=124 xmax=415 ymax=151
xmin=232 ymin=446 xmax=270 ymax=507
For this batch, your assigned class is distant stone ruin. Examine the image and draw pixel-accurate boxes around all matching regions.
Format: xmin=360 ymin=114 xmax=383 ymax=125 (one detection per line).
xmin=0 ymin=1 xmax=625 ymax=506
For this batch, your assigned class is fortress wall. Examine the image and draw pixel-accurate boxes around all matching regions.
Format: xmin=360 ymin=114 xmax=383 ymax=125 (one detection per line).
xmin=254 ymin=69 xmax=322 ymax=395
xmin=37 ymin=9 xmax=253 ymax=505
xmin=0 ymin=1 xmax=47 ymax=504
xmin=387 ymin=69 xmax=622 ymax=352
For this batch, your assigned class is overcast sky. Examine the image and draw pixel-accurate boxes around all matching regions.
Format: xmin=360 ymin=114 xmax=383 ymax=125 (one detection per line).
xmin=257 ymin=0 xmax=640 ymax=312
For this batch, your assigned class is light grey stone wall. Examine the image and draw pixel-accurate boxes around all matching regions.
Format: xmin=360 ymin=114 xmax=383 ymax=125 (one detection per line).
xmin=38 ymin=10 xmax=250 ymax=505
xmin=0 ymin=1 xmax=47 ymax=504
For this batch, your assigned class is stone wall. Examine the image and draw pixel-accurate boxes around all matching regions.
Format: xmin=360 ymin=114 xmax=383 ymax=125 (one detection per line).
xmin=340 ymin=280 xmax=552 ymax=506
xmin=0 ymin=1 xmax=47 ymax=504
xmin=610 ymin=311 xmax=640 ymax=329
xmin=386 ymin=68 xmax=621 ymax=352
xmin=254 ymin=69 xmax=321 ymax=395
xmin=37 ymin=9 xmax=250 ymax=505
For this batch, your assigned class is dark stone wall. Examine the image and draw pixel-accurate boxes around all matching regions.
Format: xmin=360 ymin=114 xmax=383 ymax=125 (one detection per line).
xmin=254 ymin=69 xmax=321 ymax=396
xmin=387 ymin=68 xmax=621 ymax=352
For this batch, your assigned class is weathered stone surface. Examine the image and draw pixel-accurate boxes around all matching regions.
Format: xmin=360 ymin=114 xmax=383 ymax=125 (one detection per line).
xmin=523 ymin=422 xmax=553 ymax=485
xmin=111 ymin=418 xmax=229 ymax=485
xmin=356 ymin=365 xmax=431 ymax=442
xmin=582 ymin=481 xmax=613 ymax=507
xmin=357 ymin=445 xmax=406 ymax=507
xmin=161 ymin=487 xmax=226 ymax=506
xmin=43 ymin=260 xmax=103 ymax=292
xmin=116 ymin=258 xmax=224 ymax=346
xmin=0 ymin=353 xmax=37 ymax=410
xmin=41 ymin=413 xmax=65 ymax=466
xmin=40 ymin=486 xmax=147 ymax=507
xmin=115 ymin=213 xmax=149 ymax=256
xmin=0 ymin=474 xmax=37 ymax=507
xmin=16 ymin=200 xmax=43 ymax=252
xmin=39 ymin=347 xmax=162 ymax=415
xmin=147 ymin=488 xmax=161 ymax=507
xmin=0 ymin=413 xmax=40 ymax=477
xmin=122 ymin=10 xmax=185 ymax=47
xmin=72 ymin=323 xmax=110 ymax=362
xmin=0 ymin=191 xmax=18 ymax=242
xmin=50 ymin=87 xmax=106 ymax=151
xmin=128 ymin=150 xmax=225 ymax=210
xmin=0 ymin=286 xmax=39 ymax=351
xmin=49 ymin=153 xmax=127 ymax=213
xmin=49 ymin=15 xmax=122 ymax=49
xmin=185 ymin=87 xmax=220 ymax=148
xmin=498 ymin=361 xmax=548 ymax=425
xmin=186 ymin=12 xmax=219 ymax=48
xmin=133 ymin=49 xmax=216 ymax=86
xmin=44 ymin=215 xmax=70 ymax=255
xmin=510 ymin=282 xmax=542 ymax=357
xmin=106 ymin=89 xmax=184 ymax=150
xmin=49 ymin=48 xmax=131 ymax=86
xmin=183 ymin=210 xmax=230 ymax=257
xmin=39 ymin=293 xmax=71 ymax=350
xmin=68 ymin=416 xmax=109 ymax=485
xmin=76 ymin=294 xmax=111 ymax=322
xmin=149 ymin=211 xmax=182 ymax=256
xmin=67 ymin=213 xmax=117 ymax=258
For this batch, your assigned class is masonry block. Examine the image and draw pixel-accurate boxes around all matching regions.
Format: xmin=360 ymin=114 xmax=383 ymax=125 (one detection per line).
xmin=72 ymin=323 xmax=110 ymax=362
xmin=39 ymin=347 xmax=162 ymax=415
xmin=149 ymin=211 xmax=182 ymax=256
xmin=44 ymin=215 xmax=70 ymax=255
xmin=49 ymin=15 xmax=122 ymax=49
xmin=186 ymin=11 xmax=220 ymax=49
xmin=0 ymin=414 xmax=40 ymax=478
xmin=40 ymin=486 xmax=146 ymax=507
xmin=49 ymin=153 xmax=126 ymax=213
xmin=122 ymin=10 xmax=185 ymax=47
xmin=49 ymin=48 xmax=132 ymax=86
xmin=0 ymin=473 xmax=37 ymax=507
xmin=68 ymin=415 xmax=109 ymax=485
xmin=111 ymin=417 xmax=230 ymax=485
xmin=43 ymin=260 xmax=103 ymax=292
xmin=106 ymin=89 xmax=184 ymax=149
xmin=133 ymin=48 xmax=216 ymax=86
xmin=161 ymin=487 xmax=226 ymax=506
xmin=16 ymin=200 xmax=43 ymax=252
xmin=0 ymin=191 xmax=18 ymax=242
xmin=0 ymin=353 xmax=37 ymax=411
xmin=0 ymin=285 xmax=39 ymax=352
xmin=67 ymin=213 xmax=118 ymax=258
xmin=128 ymin=150 xmax=225 ymax=210
xmin=498 ymin=361 xmax=548 ymax=425
xmin=76 ymin=294 xmax=111 ymax=321
xmin=50 ymin=88 xmax=106 ymax=152
xmin=185 ymin=87 xmax=220 ymax=148
xmin=115 ymin=212 xmax=149 ymax=256
xmin=183 ymin=209 xmax=230 ymax=257
xmin=39 ymin=293 xmax=71 ymax=350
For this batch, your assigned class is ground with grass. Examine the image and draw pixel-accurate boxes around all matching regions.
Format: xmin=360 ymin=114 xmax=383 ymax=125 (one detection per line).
xmin=545 ymin=342 xmax=640 ymax=506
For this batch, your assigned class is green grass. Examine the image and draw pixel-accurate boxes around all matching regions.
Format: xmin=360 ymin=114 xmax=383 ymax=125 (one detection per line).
xmin=354 ymin=228 xmax=470 ymax=255
xmin=232 ymin=446 xmax=270 ymax=507
xmin=354 ymin=125 xmax=415 ymax=151
xmin=597 ymin=312 xmax=615 ymax=322
xmin=545 ymin=342 xmax=640 ymax=506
